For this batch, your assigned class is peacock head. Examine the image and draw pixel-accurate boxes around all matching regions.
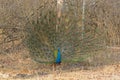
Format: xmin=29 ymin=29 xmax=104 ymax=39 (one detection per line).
xmin=58 ymin=47 xmax=60 ymax=52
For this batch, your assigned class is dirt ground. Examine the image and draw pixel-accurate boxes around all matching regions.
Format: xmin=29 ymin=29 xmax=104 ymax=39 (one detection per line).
xmin=0 ymin=63 xmax=120 ymax=80
xmin=0 ymin=49 xmax=120 ymax=80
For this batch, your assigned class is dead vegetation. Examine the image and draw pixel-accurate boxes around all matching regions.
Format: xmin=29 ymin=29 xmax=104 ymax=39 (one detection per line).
xmin=0 ymin=0 xmax=120 ymax=79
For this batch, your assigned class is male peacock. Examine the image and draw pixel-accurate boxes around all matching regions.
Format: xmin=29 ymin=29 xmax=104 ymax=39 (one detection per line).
xmin=26 ymin=0 xmax=105 ymax=65
xmin=53 ymin=48 xmax=61 ymax=64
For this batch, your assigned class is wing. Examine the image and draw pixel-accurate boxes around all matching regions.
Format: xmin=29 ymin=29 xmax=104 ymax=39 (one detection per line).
xmin=54 ymin=50 xmax=58 ymax=60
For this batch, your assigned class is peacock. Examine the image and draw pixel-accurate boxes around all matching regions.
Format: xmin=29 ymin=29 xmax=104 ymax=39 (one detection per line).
xmin=53 ymin=48 xmax=61 ymax=65
xmin=25 ymin=0 xmax=106 ymax=65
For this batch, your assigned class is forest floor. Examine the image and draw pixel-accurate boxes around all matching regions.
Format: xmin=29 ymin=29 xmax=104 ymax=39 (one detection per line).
xmin=0 ymin=48 xmax=120 ymax=80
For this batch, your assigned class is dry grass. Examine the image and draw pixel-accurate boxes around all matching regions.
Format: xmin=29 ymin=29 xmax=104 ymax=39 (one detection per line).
xmin=0 ymin=48 xmax=120 ymax=80
xmin=0 ymin=64 xmax=120 ymax=80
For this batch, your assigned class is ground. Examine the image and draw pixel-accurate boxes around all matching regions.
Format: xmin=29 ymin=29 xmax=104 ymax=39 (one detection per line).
xmin=0 ymin=48 xmax=120 ymax=80
xmin=0 ymin=64 xmax=120 ymax=80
